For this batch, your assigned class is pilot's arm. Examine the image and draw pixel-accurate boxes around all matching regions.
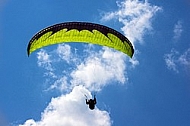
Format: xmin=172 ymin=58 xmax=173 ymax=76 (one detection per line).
xmin=86 ymin=99 xmax=89 ymax=104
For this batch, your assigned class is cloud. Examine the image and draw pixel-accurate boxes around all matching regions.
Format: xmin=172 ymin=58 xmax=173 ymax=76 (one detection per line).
xmin=164 ymin=48 xmax=190 ymax=73
xmin=101 ymin=0 xmax=161 ymax=44
xmin=70 ymin=47 xmax=128 ymax=92
xmin=178 ymin=48 xmax=190 ymax=67
xmin=56 ymin=44 xmax=73 ymax=63
xmin=38 ymin=44 xmax=129 ymax=92
xmin=47 ymin=76 xmax=70 ymax=92
xmin=19 ymin=86 xmax=112 ymax=126
xmin=37 ymin=49 xmax=54 ymax=72
xmin=164 ymin=49 xmax=179 ymax=72
xmin=173 ymin=20 xmax=183 ymax=41
xmin=37 ymin=49 xmax=59 ymax=81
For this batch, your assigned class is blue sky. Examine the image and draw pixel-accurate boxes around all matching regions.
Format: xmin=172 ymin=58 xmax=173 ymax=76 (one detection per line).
xmin=0 ymin=0 xmax=190 ymax=126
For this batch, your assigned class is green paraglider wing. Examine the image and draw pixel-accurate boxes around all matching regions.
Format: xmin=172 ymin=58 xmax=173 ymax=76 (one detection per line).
xmin=27 ymin=22 xmax=134 ymax=58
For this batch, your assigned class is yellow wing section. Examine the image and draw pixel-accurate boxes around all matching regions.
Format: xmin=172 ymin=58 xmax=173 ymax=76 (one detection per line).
xmin=27 ymin=22 xmax=134 ymax=58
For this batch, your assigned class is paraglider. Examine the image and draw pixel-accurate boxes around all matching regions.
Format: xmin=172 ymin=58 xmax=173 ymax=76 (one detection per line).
xmin=27 ymin=22 xmax=134 ymax=110
xmin=27 ymin=22 xmax=134 ymax=58
xmin=85 ymin=95 xmax=97 ymax=110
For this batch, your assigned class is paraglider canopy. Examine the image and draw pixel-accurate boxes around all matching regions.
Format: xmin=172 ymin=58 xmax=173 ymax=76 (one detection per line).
xmin=27 ymin=22 xmax=134 ymax=58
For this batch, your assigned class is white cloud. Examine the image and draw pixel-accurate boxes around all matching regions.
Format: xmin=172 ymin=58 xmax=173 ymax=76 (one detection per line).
xmin=128 ymin=50 xmax=140 ymax=67
xmin=56 ymin=44 xmax=72 ymax=63
xmin=37 ymin=44 xmax=129 ymax=93
xmin=164 ymin=49 xmax=179 ymax=72
xmin=129 ymin=56 xmax=139 ymax=67
xmin=37 ymin=44 xmax=77 ymax=73
xmin=47 ymin=76 xmax=70 ymax=92
xmin=178 ymin=48 xmax=190 ymax=66
xmin=37 ymin=49 xmax=55 ymax=74
xmin=37 ymin=49 xmax=58 ymax=82
xmin=70 ymin=47 xmax=127 ymax=92
xmin=164 ymin=48 xmax=190 ymax=73
xmin=173 ymin=20 xmax=183 ymax=41
xmin=19 ymin=86 xmax=111 ymax=126
xmin=101 ymin=0 xmax=161 ymax=44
